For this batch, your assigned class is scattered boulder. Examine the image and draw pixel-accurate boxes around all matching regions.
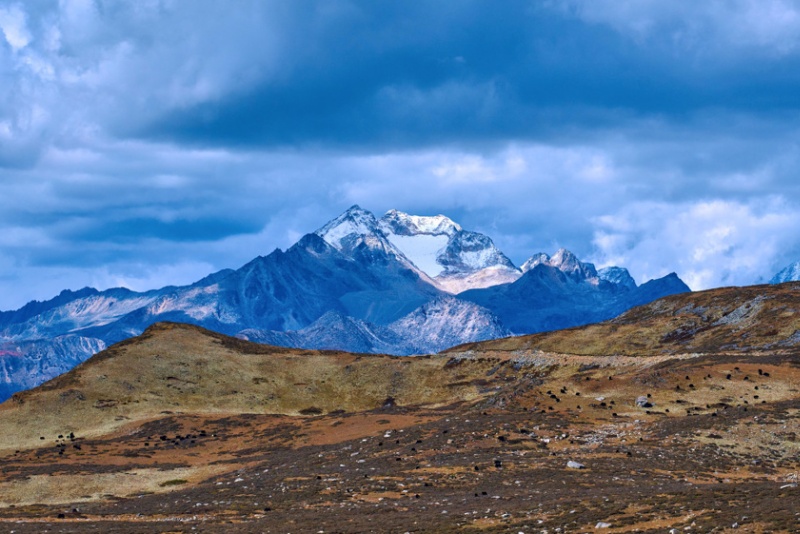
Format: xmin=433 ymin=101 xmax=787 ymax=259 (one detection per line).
xmin=635 ymin=396 xmax=653 ymax=408
xmin=595 ymin=522 xmax=612 ymax=529
xmin=567 ymin=460 xmax=585 ymax=469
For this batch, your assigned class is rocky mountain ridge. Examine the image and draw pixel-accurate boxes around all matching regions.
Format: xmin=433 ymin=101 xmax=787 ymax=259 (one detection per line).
xmin=0 ymin=205 xmax=689 ymax=400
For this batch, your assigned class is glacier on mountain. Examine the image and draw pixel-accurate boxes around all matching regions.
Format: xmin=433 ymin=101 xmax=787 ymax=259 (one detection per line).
xmin=377 ymin=209 xmax=521 ymax=292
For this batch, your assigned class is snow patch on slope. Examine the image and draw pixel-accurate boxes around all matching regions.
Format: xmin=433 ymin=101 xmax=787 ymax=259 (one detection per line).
xmin=384 ymin=233 xmax=451 ymax=276
xmin=3 ymin=293 xmax=158 ymax=341
xmin=238 ymin=296 xmax=509 ymax=356
xmin=388 ymin=296 xmax=510 ymax=354
xmin=145 ymin=284 xmax=227 ymax=322
xmin=434 ymin=265 xmax=522 ymax=294
xmin=379 ymin=210 xmax=521 ymax=292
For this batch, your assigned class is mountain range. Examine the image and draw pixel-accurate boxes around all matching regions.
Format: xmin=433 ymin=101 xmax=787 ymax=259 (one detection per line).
xmin=0 ymin=205 xmax=690 ymax=400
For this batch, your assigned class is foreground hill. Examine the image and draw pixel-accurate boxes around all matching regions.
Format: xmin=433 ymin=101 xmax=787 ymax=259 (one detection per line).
xmin=0 ymin=322 xmax=507 ymax=452
xmin=1 ymin=279 xmax=800 ymax=531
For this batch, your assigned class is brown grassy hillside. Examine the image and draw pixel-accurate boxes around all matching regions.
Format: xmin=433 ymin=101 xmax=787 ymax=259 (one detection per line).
xmin=0 ymin=322 xmax=511 ymax=451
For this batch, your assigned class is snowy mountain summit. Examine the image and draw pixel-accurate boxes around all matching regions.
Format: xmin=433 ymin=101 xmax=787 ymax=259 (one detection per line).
xmin=521 ymin=248 xmax=599 ymax=283
xmin=314 ymin=205 xmax=382 ymax=252
xmin=315 ymin=207 xmax=651 ymax=295
xmin=380 ymin=209 xmax=462 ymax=238
xmin=317 ymin=206 xmax=521 ymax=293
xmin=314 ymin=205 xmax=405 ymax=261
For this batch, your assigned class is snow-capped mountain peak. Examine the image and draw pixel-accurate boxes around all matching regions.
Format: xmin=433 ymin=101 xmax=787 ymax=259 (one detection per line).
xmin=598 ymin=266 xmax=637 ymax=289
xmin=379 ymin=209 xmax=462 ymax=237
xmin=521 ymin=248 xmax=597 ymax=282
xmin=549 ymin=248 xmax=598 ymax=279
xmin=314 ymin=205 xmax=383 ymax=252
xmin=520 ymin=253 xmax=551 ymax=273
xmin=313 ymin=206 xmax=439 ymax=289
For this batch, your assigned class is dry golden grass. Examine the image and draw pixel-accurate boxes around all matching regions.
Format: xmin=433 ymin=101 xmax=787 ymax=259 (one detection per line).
xmin=0 ymin=465 xmax=228 ymax=507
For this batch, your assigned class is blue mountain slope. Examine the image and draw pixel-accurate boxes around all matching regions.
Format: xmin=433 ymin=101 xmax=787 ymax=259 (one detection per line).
xmin=460 ymin=263 xmax=690 ymax=335
xmin=239 ymin=296 xmax=510 ymax=355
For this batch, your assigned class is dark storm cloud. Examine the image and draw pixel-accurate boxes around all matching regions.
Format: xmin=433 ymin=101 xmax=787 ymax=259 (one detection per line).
xmin=137 ymin=1 xmax=800 ymax=149
xmin=2 ymin=0 xmax=800 ymax=308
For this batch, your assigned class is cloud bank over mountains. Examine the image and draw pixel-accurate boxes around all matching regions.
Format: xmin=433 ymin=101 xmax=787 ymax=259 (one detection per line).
xmin=2 ymin=1 xmax=800 ymax=309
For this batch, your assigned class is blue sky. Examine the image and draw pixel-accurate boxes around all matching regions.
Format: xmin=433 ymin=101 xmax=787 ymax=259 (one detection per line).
xmin=2 ymin=0 xmax=800 ymax=309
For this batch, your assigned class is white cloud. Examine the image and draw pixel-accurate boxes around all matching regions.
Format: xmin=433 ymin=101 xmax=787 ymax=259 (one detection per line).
xmin=591 ymin=198 xmax=800 ymax=290
xmin=0 ymin=3 xmax=31 ymax=50
xmin=0 ymin=1 xmax=290 ymax=167
xmin=559 ymin=0 xmax=800 ymax=58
